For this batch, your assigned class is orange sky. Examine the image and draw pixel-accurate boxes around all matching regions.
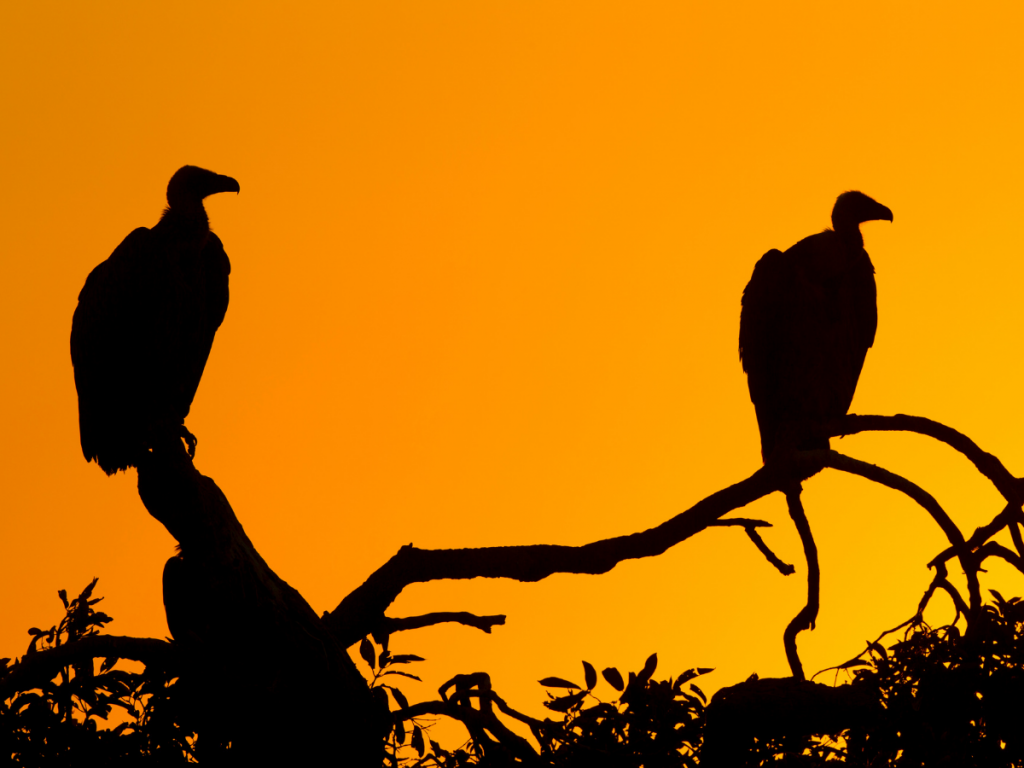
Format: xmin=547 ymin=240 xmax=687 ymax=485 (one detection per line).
xmin=3 ymin=0 xmax=1024 ymax=732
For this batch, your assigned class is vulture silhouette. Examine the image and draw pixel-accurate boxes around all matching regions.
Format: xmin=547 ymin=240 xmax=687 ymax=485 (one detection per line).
xmin=739 ymin=191 xmax=892 ymax=461
xmin=71 ymin=166 xmax=239 ymax=474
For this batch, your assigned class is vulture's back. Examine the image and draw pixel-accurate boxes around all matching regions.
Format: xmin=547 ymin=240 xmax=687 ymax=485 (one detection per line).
xmin=740 ymin=231 xmax=876 ymax=458
xmin=71 ymin=227 xmax=231 ymax=474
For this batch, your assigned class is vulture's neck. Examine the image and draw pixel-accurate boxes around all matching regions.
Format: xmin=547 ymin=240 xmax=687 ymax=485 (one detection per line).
xmin=833 ymin=223 xmax=864 ymax=249
xmin=157 ymin=203 xmax=212 ymax=262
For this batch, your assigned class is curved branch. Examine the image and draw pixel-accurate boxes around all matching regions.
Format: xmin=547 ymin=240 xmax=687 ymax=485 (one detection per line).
xmin=930 ymin=504 xmax=1019 ymax=568
xmin=782 ymin=487 xmax=819 ymax=681
xmin=832 ymin=414 xmax=1021 ymax=507
xmin=743 ymin=525 xmax=795 ymax=575
xmin=977 ymin=541 xmax=1024 ymax=575
xmin=822 ymin=450 xmax=981 ymax=620
xmin=328 ymin=456 xmax=831 ymax=646
xmin=0 ymin=635 xmax=175 ymax=701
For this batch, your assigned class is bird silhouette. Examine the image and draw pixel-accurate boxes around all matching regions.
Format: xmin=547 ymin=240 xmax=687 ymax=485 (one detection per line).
xmin=739 ymin=191 xmax=892 ymax=461
xmin=71 ymin=166 xmax=239 ymax=474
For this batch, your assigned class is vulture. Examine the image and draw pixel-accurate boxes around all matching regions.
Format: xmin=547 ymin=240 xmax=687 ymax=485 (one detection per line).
xmin=71 ymin=166 xmax=239 ymax=474
xmin=739 ymin=191 xmax=892 ymax=461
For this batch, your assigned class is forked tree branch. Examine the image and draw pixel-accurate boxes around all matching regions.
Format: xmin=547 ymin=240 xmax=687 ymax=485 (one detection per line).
xmin=821 ymin=450 xmax=981 ymax=618
xmin=327 ymin=455 xmax=831 ymax=646
xmin=831 ymin=414 xmax=1021 ymax=508
xmin=328 ymin=414 xmax=1015 ymax=649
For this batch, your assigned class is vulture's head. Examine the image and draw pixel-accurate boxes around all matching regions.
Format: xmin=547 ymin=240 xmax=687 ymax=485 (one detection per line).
xmin=167 ymin=166 xmax=241 ymax=210
xmin=832 ymin=191 xmax=892 ymax=243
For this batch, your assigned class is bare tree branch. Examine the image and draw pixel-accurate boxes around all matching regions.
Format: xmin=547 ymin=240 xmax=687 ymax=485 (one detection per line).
xmin=832 ymin=414 xmax=1022 ymax=508
xmin=710 ymin=519 xmax=793 ymax=574
xmin=0 ymin=635 xmax=174 ymax=701
xmin=1010 ymin=517 xmax=1024 ymax=561
xmin=782 ymin=486 xmax=819 ymax=681
xmin=977 ymin=541 xmax=1024 ymax=575
xmin=327 ymin=457 xmax=832 ymax=646
xmin=373 ymin=612 xmax=507 ymax=643
xmin=929 ymin=504 xmax=1018 ymax=569
xmin=822 ymin=450 xmax=981 ymax=620
xmin=743 ymin=526 xmax=794 ymax=576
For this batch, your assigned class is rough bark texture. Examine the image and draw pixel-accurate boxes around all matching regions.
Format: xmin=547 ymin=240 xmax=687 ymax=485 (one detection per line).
xmin=136 ymin=446 xmax=386 ymax=765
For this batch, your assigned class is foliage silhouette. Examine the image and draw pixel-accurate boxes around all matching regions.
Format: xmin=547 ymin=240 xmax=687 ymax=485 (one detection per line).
xmin=10 ymin=580 xmax=1024 ymax=765
xmin=0 ymin=580 xmax=208 ymax=766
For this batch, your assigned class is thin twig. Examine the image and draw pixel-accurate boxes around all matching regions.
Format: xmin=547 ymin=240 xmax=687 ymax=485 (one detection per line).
xmin=373 ymin=612 xmax=507 ymax=644
xmin=710 ymin=519 xmax=795 ymax=574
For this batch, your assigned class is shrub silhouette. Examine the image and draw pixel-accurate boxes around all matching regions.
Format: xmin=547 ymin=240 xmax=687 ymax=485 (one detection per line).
xmin=11 ymin=581 xmax=1024 ymax=766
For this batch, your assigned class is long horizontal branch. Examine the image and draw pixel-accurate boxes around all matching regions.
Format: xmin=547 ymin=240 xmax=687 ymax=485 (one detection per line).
xmin=330 ymin=414 xmax=1012 ymax=647
xmin=327 ymin=456 xmax=830 ymax=646
xmin=0 ymin=635 xmax=175 ymax=701
xmin=374 ymin=612 xmax=506 ymax=643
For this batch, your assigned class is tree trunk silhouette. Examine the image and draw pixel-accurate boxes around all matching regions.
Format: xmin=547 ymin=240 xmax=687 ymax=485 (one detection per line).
xmin=137 ymin=446 xmax=386 ymax=765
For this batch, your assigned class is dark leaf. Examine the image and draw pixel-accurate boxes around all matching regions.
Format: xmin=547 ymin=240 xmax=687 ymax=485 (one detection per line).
xmin=839 ymin=658 xmax=871 ymax=670
xmin=388 ymin=654 xmax=426 ymax=664
xmin=394 ymin=716 xmax=406 ymax=744
xmin=691 ymin=683 xmax=706 ymax=703
xmin=602 ymin=667 xmax=625 ymax=691
xmin=539 ymin=676 xmax=580 ymax=689
xmin=638 ymin=653 xmax=658 ymax=684
xmin=386 ymin=685 xmax=410 ymax=710
xmin=58 ymin=590 xmax=69 ymax=609
xmin=359 ymin=636 xmax=376 ymax=669
xmin=412 ymin=724 xmax=425 ymax=756
xmin=583 ymin=660 xmax=597 ymax=690
xmin=100 ymin=656 xmax=120 ymax=673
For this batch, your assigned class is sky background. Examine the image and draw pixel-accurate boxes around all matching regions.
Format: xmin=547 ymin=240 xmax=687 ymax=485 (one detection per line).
xmin=3 ymin=0 xmax=1024 ymax=738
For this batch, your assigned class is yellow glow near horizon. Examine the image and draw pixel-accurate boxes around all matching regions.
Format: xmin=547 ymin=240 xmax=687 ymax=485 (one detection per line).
xmin=2 ymin=0 xmax=1024 ymax=733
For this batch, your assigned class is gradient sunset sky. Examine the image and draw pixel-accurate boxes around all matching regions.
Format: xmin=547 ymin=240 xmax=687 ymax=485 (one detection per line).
xmin=3 ymin=0 xmax=1024 ymax=727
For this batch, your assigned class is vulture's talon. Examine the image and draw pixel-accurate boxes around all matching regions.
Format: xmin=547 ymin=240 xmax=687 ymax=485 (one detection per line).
xmin=182 ymin=428 xmax=198 ymax=459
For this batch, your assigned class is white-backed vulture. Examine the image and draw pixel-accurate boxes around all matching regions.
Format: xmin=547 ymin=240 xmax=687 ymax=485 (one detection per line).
xmin=71 ymin=166 xmax=239 ymax=474
xmin=739 ymin=191 xmax=892 ymax=461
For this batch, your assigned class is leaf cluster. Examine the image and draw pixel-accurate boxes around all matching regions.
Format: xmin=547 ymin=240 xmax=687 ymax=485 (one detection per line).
xmin=839 ymin=590 xmax=1024 ymax=767
xmin=0 ymin=581 xmax=197 ymax=766
xmin=534 ymin=654 xmax=709 ymax=768
xmin=358 ymin=634 xmax=430 ymax=766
